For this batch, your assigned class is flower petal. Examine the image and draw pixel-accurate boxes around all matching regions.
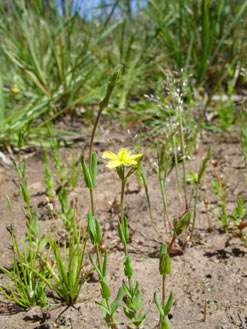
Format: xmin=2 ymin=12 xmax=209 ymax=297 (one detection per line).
xmin=125 ymin=159 xmax=138 ymax=165
xmin=102 ymin=151 xmax=119 ymax=160
xmin=128 ymin=153 xmax=143 ymax=161
xmin=118 ymin=148 xmax=127 ymax=161
xmin=107 ymin=160 xmax=123 ymax=168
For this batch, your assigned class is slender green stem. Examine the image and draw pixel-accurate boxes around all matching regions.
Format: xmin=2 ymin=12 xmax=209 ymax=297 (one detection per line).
xmin=120 ymin=170 xmax=126 ymax=226
xmin=89 ymin=108 xmax=103 ymax=171
xmin=172 ymin=134 xmax=181 ymax=194
xmin=178 ymin=108 xmax=188 ymax=209
xmin=162 ymin=274 xmax=166 ymax=309
xmin=120 ymin=167 xmax=134 ymax=294
xmin=190 ymin=184 xmax=199 ymax=241
xmin=141 ymin=167 xmax=160 ymax=236
xmin=18 ymin=149 xmax=21 ymax=169
xmin=119 ymin=168 xmax=128 ymax=256
xmin=90 ymin=189 xmax=95 ymax=216
xmin=167 ymin=236 xmax=176 ymax=255
xmin=95 ymin=244 xmax=102 ymax=272
xmin=188 ymin=185 xmax=195 ymax=207
xmin=105 ymin=298 xmax=115 ymax=329
xmin=128 ymin=276 xmax=133 ymax=294
xmin=91 ymin=66 xmax=121 ymax=165
xmin=88 ymin=106 xmax=104 ymax=216
xmin=158 ymin=170 xmax=169 ymax=229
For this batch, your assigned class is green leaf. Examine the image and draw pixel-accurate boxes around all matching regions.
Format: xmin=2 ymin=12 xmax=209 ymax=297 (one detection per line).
xmin=198 ymin=147 xmax=211 ymax=183
xmin=91 ymin=152 xmax=98 ymax=188
xmin=89 ymin=254 xmax=103 ymax=280
xmin=26 ymin=221 xmax=35 ymax=237
xmin=118 ymin=220 xmax=126 ymax=244
xmin=123 ymin=305 xmax=135 ymax=319
xmin=31 ymin=208 xmax=39 ymax=236
xmin=100 ymin=280 xmax=111 ymax=299
xmin=154 ymin=292 xmax=164 ymax=317
xmin=99 ymin=64 xmax=122 ymax=110
xmin=122 ymin=280 xmax=132 ymax=298
xmin=81 ymin=156 xmax=93 ymax=189
xmin=111 ymin=287 xmax=124 ymax=313
xmin=38 ymin=234 xmax=47 ymax=252
xmin=133 ymin=280 xmax=139 ymax=295
xmin=95 ymin=218 xmax=102 ymax=245
xmin=133 ymin=311 xmax=146 ymax=325
xmin=133 ymin=290 xmax=142 ymax=311
xmin=95 ymin=300 xmax=111 ymax=315
xmin=18 ymin=130 xmax=25 ymax=150
xmin=20 ymin=184 xmax=29 ymax=204
xmin=0 ymin=77 xmax=5 ymax=122
xmin=102 ymin=250 xmax=108 ymax=279
xmin=161 ymin=317 xmax=171 ymax=329
xmin=164 ymin=291 xmax=173 ymax=316
xmin=88 ymin=212 xmax=95 ymax=245
xmin=187 ymin=171 xmax=198 ymax=185
xmin=230 ymin=197 xmax=244 ymax=224
xmin=88 ymin=212 xmax=102 ymax=246
xmin=126 ymin=297 xmax=135 ymax=311
xmin=123 ymin=217 xmax=129 ymax=242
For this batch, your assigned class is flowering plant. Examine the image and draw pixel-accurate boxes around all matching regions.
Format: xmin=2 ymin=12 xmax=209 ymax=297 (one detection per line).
xmin=103 ymin=148 xmax=143 ymax=169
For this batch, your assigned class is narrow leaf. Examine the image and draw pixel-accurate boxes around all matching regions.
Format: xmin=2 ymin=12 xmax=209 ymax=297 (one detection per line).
xmin=0 ymin=77 xmax=5 ymax=122
xmin=164 ymin=291 xmax=173 ymax=316
xmin=198 ymin=147 xmax=211 ymax=183
xmin=154 ymin=292 xmax=164 ymax=317
xmin=111 ymin=287 xmax=124 ymax=313
xmin=81 ymin=156 xmax=93 ymax=189
xmin=102 ymin=250 xmax=108 ymax=279
xmin=91 ymin=152 xmax=97 ymax=188
xmin=100 ymin=280 xmax=111 ymax=299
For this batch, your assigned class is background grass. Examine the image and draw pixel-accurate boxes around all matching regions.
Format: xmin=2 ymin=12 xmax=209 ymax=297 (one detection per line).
xmin=0 ymin=0 xmax=247 ymax=146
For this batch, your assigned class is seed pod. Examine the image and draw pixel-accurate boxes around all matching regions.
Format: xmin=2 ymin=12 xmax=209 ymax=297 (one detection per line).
xmin=173 ymin=210 xmax=191 ymax=237
xmin=159 ymin=244 xmax=170 ymax=275
xmin=124 ymin=255 xmax=133 ymax=278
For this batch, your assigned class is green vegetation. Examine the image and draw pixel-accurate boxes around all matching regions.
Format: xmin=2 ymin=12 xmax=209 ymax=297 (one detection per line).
xmin=0 ymin=0 xmax=247 ymax=328
xmin=1 ymin=0 xmax=247 ymax=146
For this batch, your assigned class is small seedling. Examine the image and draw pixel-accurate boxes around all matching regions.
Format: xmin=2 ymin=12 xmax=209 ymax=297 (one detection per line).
xmin=32 ymin=217 xmax=89 ymax=306
xmin=154 ymin=244 xmax=173 ymax=329
xmin=240 ymin=111 xmax=247 ymax=162
xmin=58 ymin=187 xmax=75 ymax=231
xmin=187 ymin=148 xmax=211 ymax=241
xmin=0 ymin=196 xmax=48 ymax=309
xmin=156 ymin=138 xmax=173 ymax=229
xmin=211 ymin=160 xmax=228 ymax=230
xmin=102 ymin=148 xmax=146 ymax=328
xmin=43 ymin=148 xmax=56 ymax=198
xmin=88 ymin=212 xmax=123 ymax=328
xmin=226 ymin=197 xmax=247 ymax=246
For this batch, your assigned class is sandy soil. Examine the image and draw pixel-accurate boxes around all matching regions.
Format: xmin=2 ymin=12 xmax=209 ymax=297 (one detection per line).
xmin=0 ymin=122 xmax=247 ymax=329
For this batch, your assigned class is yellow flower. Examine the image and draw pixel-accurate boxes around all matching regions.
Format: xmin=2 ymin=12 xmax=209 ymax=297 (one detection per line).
xmin=11 ymin=87 xmax=20 ymax=94
xmin=103 ymin=148 xmax=143 ymax=169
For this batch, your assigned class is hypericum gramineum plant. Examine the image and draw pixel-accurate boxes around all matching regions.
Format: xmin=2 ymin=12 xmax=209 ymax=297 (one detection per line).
xmin=88 ymin=148 xmax=146 ymax=329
